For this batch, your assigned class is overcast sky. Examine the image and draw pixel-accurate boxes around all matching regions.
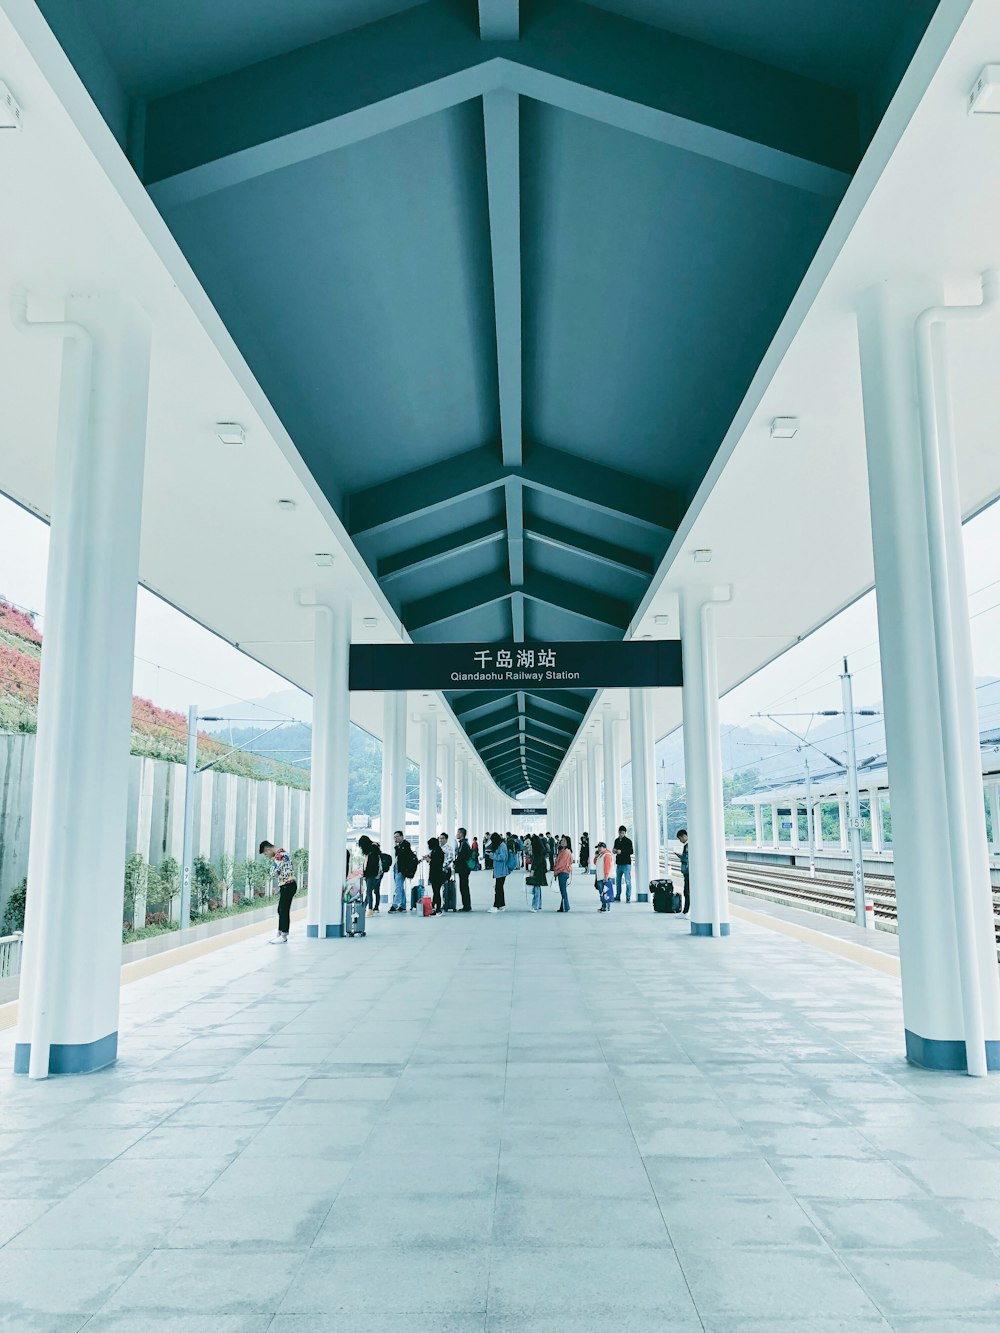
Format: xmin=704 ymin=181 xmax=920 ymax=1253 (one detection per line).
xmin=2 ymin=491 xmax=999 ymax=745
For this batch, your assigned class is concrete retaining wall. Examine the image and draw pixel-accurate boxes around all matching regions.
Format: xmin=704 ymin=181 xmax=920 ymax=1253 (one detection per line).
xmin=0 ymin=731 xmax=310 ymax=920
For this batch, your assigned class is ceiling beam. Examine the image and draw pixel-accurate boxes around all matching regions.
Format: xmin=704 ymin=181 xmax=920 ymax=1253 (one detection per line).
xmin=523 ymin=520 xmax=655 ymax=581
xmin=348 ymin=445 xmax=503 ymax=539
xmin=402 ymin=571 xmax=511 ymax=632
xmin=510 ymin=591 xmax=525 ymax=643
xmin=348 ymin=443 xmax=681 ymax=543
xmin=143 ymin=0 xmax=856 ymax=209
xmin=504 ymin=478 xmax=524 ymax=586
xmin=484 ymin=90 xmax=522 ymax=468
xmin=521 ymin=690 xmax=592 ymax=722
xmin=378 ymin=517 xmax=507 ymax=583
xmin=522 ymin=572 xmax=633 ymax=632
xmin=480 ymin=0 xmax=519 ymax=42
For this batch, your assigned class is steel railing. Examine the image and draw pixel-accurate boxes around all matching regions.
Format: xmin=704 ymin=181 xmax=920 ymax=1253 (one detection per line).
xmin=0 ymin=933 xmax=23 ymax=979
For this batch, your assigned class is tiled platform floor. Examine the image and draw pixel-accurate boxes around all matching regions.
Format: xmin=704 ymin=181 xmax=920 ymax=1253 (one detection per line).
xmin=3 ymin=870 xmax=1000 ymax=1331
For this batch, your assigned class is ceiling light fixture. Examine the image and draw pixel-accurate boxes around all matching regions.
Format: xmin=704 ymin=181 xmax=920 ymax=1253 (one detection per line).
xmin=362 ymin=616 xmax=378 ymax=628
xmin=693 ymin=549 xmax=712 ymax=564
xmin=313 ymin=553 xmax=334 ymax=567
xmin=770 ymin=416 xmax=799 ymax=439
xmin=215 ymin=422 xmax=246 ymax=446
xmin=653 ymin=614 xmax=669 ymax=626
xmin=969 ymin=65 xmax=1000 ymax=114
xmin=0 ymin=82 xmax=22 ymax=131
xmin=276 ymin=499 xmax=297 ymax=512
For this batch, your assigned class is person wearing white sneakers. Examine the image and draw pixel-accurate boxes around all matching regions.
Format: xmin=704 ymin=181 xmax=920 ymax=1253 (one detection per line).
xmin=488 ymin=832 xmax=510 ymax=912
xmin=260 ymin=840 xmax=296 ymax=942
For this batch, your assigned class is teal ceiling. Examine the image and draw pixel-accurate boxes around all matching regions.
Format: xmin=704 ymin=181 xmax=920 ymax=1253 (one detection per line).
xmin=38 ymin=0 xmax=936 ymax=795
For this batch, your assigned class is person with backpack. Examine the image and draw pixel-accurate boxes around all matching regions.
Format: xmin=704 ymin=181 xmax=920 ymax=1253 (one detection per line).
xmin=594 ymin=842 xmax=614 ymax=911
xmin=389 ymin=829 xmax=417 ymax=913
xmin=613 ymin=825 xmax=634 ymax=902
xmin=425 ymin=836 xmax=446 ymax=914
xmin=454 ymin=827 xmax=474 ymax=912
xmin=677 ymin=828 xmax=690 ymax=916
xmin=488 ymin=832 xmax=510 ymax=912
xmin=579 ymin=832 xmax=590 ymax=873
xmin=470 ymin=835 xmax=481 ymax=870
xmin=439 ymin=832 xmax=457 ymax=912
xmin=357 ymin=835 xmax=385 ymax=913
xmin=554 ymin=835 xmax=573 ymax=913
xmin=260 ymin=839 xmax=297 ymax=943
xmin=527 ymin=833 xmax=549 ymax=911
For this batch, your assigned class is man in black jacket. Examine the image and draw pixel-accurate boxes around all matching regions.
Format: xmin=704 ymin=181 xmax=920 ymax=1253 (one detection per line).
xmin=454 ymin=827 xmax=473 ymax=911
xmin=613 ymin=825 xmax=634 ymax=902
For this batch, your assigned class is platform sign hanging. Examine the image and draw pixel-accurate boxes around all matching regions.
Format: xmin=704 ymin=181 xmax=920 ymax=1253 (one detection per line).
xmin=349 ymin=640 xmax=682 ymax=692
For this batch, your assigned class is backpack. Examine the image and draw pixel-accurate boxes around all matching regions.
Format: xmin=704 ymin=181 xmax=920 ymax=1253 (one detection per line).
xmin=380 ymin=851 xmax=392 ymax=875
xmin=400 ymin=844 xmax=418 ymax=878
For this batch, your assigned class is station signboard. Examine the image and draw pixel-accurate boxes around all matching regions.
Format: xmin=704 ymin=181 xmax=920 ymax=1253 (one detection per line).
xmin=350 ymin=640 xmax=682 ymax=692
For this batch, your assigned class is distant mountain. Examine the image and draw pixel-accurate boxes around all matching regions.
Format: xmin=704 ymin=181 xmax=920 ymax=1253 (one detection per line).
xmin=201 ymin=687 xmax=312 ymax=729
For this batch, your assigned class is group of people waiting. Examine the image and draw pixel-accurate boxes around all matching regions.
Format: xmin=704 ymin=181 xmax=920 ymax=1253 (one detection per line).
xmin=354 ymin=825 xmax=655 ymax=916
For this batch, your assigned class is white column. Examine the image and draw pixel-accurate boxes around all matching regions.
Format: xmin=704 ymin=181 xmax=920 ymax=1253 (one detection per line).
xmin=679 ymin=587 xmax=731 ymax=937
xmin=380 ymin=692 xmax=396 ymax=847
xmin=574 ymin=757 xmax=585 ymax=848
xmin=838 ymin=796 xmax=849 ymax=850
xmin=389 ymin=691 xmax=408 ymax=845
xmin=456 ymin=753 xmax=468 ymax=836
xmin=753 ymin=804 xmax=763 ymax=849
xmin=306 ymin=591 xmax=351 ymax=939
xmin=770 ymin=803 xmax=779 ymax=848
xmin=16 ymin=295 xmax=151 ymax=1077
xmin=602 ymin=710 xmax=618 ymax=850
xmin=586 ymin=734 xmax=600 ymax=852
xmin=814 ymin=803 xmax=824 ymax=850
xmin=789 ymin=804 xmax=800 ymax=849
xmin=641 ymin=690 xmax=660 ymax=891
xmin=857 ymin=277 xmax=1000 ymax=1073
xmin=419 ymin=714 xmax=438 ymax=853
xmin=868 ymin=789 xmax=883 ymax=853
xmin=628 ymin=690 xmax=652 ymax=901
xmin=442 ymin=732 xmax=456 ymax=836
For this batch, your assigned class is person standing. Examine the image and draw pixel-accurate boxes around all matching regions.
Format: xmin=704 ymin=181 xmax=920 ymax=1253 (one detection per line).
xmin=613 ymin=825 xmax=634 ymax=902
xmin=471 ymin=835 xmax=480 ymax=870
xmin=426 ymin=837 xmax=445 ymax=914
xmin=528 ymin=833 xmax=549 ymax=911
xmin=389 ymin=830 xmax=414 ymax=913
xmin=488 ymin=832 xmax=509 ymax=912
xmin=579 ymin=832 xmax=590 ymax=873
xmin=554 ymin=835 xmax=573 ymax=913
xmin=358 ymin=834 xmax=383 ymax=913
xmin=677 ymin=829 xmax=690 ymax=915
xmin=260 ymin=839 xmax=297 ymax=943
xmin=594 ymin=841 xmax=614 ymax=911
xmin=454 ymin=827 xmax=473 ymax=912
xmin=439 ymin=832 xmax=457 ymax=912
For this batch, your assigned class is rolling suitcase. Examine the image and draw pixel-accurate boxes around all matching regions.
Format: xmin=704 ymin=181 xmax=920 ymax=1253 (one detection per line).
xmin=650 ymin=880 xmax=682 ymax=914
xmin=343 ymin=891 xmax=367 ymax=936
xmin=443 ymin=876 xmax=457 ymax=912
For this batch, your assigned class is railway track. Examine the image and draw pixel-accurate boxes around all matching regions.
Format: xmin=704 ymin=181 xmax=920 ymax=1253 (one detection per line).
xmin=708 ymin=858 xmax=1000 ymax=946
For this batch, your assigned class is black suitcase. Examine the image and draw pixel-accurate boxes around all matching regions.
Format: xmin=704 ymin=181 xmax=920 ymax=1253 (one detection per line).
xmin=650 ymin=880 xmax=682 ymax=914
xmin=443 ymin=877 xmax=457 ymax=912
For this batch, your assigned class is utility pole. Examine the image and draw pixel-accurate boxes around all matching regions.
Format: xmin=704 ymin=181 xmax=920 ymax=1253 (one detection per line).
xmin=840 ymin=658 xmax=869 ymax=928
xmin=804 ymin=756 xmax=816 ymax=879
xmin=179 ymin=705 xmax=198 ymax=930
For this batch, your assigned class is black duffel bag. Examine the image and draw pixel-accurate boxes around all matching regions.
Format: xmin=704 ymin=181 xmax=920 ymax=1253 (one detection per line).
xmin=650 ymin=879 xmax=682 ymax=914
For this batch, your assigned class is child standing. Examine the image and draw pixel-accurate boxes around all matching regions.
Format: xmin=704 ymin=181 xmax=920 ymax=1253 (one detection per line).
xmin=594 ymin=842 xmax=614 ymax=911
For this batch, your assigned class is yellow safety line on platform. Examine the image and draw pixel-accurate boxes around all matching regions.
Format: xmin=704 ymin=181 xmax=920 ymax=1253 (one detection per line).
xmin=0 ymin=906 xmax=308 ymax=1033
xmin=730 ymin=902 xmax=901 ymax=978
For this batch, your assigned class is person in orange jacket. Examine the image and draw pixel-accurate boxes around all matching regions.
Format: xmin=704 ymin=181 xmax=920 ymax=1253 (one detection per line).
xmin=594 ymin=842 xmax=614 ymax=911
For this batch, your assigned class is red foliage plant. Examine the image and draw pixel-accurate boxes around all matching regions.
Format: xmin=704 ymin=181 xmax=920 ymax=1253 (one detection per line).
xmin=0 ymin=599 xmax=42 ymax=645
xmin=0 ymin=640 xmax=40 ymax=703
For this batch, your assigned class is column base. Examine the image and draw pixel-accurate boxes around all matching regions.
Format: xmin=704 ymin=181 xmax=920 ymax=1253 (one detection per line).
xmin=305 ymin=923 xmax=344 ymax=938
xmin=14 ymin=1031 xmax=118 ymax=1076
xmin=637 ymin=892 xmax=649 ymax=903
xmin=690 ymin=921 xmax=731 ymax=937
xmin=905 ymin=1029 xmax=1000 ymax=1072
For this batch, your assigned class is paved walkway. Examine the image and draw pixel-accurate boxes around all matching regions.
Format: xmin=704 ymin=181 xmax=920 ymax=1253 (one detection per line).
xmin=2 ymin=870 xmax=1000 ymax=1331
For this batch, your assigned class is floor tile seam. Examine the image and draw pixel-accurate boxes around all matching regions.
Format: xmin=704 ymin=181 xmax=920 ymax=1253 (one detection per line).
xmin=484 ymin=911 xmax=518 ymax=1320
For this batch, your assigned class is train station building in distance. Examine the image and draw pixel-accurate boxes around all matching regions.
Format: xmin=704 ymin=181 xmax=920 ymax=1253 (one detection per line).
xmin=3 ymin=0 xmax=1000 ymax=1326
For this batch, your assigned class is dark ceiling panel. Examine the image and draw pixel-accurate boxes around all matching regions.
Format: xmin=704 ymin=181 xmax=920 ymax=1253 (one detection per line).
xmin=165 ymin=102 xmax=499 ymax=501
xmin=521 ymin=101 xmax=838 ymax=496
